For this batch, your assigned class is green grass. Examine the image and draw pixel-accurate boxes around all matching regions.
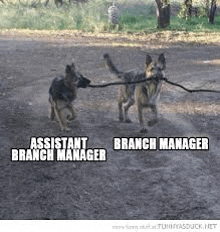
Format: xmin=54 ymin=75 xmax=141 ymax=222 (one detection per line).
xmin=0 ymin=0 xmax=219 ymax=33
xmin=0 ymin=0 xmax=110 ymax=31
xmin=170 ymin=15 xmax=220 ymax=32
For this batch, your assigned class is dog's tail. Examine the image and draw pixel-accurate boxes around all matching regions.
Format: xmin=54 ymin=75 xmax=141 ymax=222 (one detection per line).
xmin=103 ymin=53 xmax=123 ymax=78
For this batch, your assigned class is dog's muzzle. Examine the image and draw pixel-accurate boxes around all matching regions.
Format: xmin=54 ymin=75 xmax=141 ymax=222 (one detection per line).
xmin=154 ymin=74 xmax=164 ymax=82
xmin=77 ymin=76 xmax=91 ymax=88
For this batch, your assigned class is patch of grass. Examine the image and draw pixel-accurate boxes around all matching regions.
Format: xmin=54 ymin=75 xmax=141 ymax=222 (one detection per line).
xmin=0 ymin=0 xmax=110 ymax=31
xmin=118 ymin=2 xmax=157 ymax=32
xmin=120 ymin=14 xmax=157 ymax=32
xmin=170 ymin=15 xmax=220 ymax=32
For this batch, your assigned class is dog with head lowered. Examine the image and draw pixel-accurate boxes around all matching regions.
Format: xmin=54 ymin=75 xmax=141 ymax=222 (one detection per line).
xmin=103 ymin=53 xmax=166 ymax=133
xmin=49 ymin=63 xmax=90 ymax=131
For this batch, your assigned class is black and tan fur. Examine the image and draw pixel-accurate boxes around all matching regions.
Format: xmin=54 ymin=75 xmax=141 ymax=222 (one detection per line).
xmin=49 ymin=63 xmax=90 ymax=131
xmin=103 ymin=53 xmax=166 ymax=133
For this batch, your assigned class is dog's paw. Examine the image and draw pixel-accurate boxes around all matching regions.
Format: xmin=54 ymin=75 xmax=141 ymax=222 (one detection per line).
xmin=61 ymin=127 xmax=71 ymax=131
xmin=148 ymin=119 xmax=158 ymax=127
xmin=140 ymin=128 xmax=148 ymax=133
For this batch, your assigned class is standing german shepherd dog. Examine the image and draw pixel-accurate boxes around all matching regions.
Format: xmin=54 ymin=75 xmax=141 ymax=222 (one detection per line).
xmin=49 ymin=63 xmax=90 ymax=131
xmin=103 ymin=53 xmax=166 ymax=133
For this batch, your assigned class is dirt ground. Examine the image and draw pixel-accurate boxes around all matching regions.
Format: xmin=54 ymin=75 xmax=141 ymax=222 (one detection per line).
xmin=0 ymin=32 xmax=220 ymax=220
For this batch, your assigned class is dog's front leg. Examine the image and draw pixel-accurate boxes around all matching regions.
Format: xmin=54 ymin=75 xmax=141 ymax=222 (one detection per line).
xmin=148 ymin=105 xmax=158 ymax=127
xmin=54 ymin=103 xmax=70 ymax=131
xmin=137 ymin=102 xmax=147 ymax=133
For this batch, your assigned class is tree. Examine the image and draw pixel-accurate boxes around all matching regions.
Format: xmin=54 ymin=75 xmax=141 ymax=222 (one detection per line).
xmin=209 ymin=0 xmax=217 ymax=24
xmin=184 ymin=0 xmax=192 ymax=19
xmin=155 ymin=0 xmax=170 ymax=28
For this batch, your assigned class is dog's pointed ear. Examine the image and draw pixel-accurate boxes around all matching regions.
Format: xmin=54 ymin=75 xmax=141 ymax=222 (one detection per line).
xmin=71 ymin=63 xmax=75 ymax=70
xmin=158 ymin=53 xmax=166 ymax=69
xmin=103 ymin=53 xmax=109 ymax=59
xmin=65 ymin=65 xmax=72 ymax=73
xmin=146 ymin=55 xmax=152 ymax=67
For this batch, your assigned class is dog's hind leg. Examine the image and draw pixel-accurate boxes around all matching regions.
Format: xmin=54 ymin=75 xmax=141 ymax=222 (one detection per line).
xmin=123 ymin=97 xmax=134 ymax=123
xmin=118 ymin=101 xmax=124 ymax=122
xmin=66 ymin=103 xmax=76 ymax=121
xmin=50 ymin=105 xmax=56 ymax=121
xmin=49 ymin=97 xmax=56 ymax=121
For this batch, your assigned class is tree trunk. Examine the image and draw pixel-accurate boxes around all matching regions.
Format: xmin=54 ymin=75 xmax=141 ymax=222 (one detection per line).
xmin=45 ymin=0 xmax=49 ymax=6
xmin=184 ymin=0 xmax=192 ymax=19
xmin=209 ymin=0 xmax=217 ymax=24
xmin=205 ymin=0 xmax=209 ymax=16
xmin=155 ymin=0 xmax=170 ymax=28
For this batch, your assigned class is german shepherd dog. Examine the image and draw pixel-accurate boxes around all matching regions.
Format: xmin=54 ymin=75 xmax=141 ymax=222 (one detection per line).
xmin=103 ymin=53 xmax=166 ymax=133
xmin=49 ymin=63 xmax=90 ymax=131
